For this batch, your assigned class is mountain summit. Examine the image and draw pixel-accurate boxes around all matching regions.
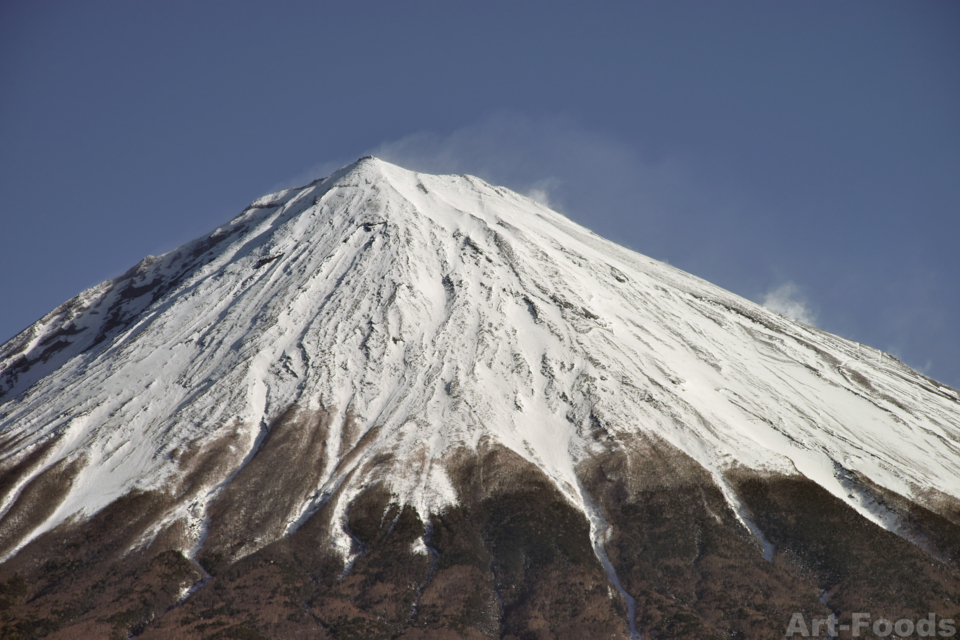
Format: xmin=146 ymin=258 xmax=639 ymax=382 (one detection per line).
xmin=1 ymin=158 xmax=958 ymax=639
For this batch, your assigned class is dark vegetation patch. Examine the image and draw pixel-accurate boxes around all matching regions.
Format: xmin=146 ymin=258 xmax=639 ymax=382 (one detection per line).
xmin=579 ymin=434 xmax=831 ymax=639
xmin=415 ymin=507 xmax=500 ymax=637
xmin=0 ymin=423 xmax=269 ymax=638
xmin=0 ymin=436 xmax=59 ymax=506
xmin=154 ymin=480 xmax=428 ymax=639
xmin=3 ymin=429 xmax=957 ymax=639
xmin=0 ymin=506 xmax=203 ymax=640
xmin=172 ymin=425 xmax=249 ymax=504
xmin=917 ymin=486 xmax=960 ymax=529
xmin=200 ymin=404 xmax=330 ymax=568
xmin=145 ymin=445 xmax=631 ymax=638
xmin=0 ymin=455 xmax=85 ymax=559
xmin=203 ymin=624 xmax=270 ymax=640
xmin=447 ymin=444 xmax=630 ymax=638
xmin=839 ymin=470 xmax=960 ymax=573
xmin=337 ymin=408 xmax=362 ymax=456
xmin=730 ymin=471 xmax=960 ymax=623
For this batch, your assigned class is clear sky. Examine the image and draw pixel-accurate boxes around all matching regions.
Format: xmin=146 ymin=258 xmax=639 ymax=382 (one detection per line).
xmin=2 ymin=1 xmax=958 ymax=388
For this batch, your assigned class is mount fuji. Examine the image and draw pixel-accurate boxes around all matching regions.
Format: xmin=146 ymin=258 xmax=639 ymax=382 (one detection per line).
xmin=1 ymin=157 xmax=958 ymax=639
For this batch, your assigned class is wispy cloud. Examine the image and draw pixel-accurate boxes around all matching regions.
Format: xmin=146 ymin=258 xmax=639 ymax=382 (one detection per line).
xmin=365 ymin=111 xmax=700 ymax=241
xmin=277 ymin=111 xmax=711 ymax=254
xmin=762 ymin=282 xmax=817 ymax=326
xmin=524 ymin=177 xmax=562 ymax=209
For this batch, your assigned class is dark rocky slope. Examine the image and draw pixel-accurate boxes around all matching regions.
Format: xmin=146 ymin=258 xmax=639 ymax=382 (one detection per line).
xmin=2 ymin=438 xmax=958 ymax=639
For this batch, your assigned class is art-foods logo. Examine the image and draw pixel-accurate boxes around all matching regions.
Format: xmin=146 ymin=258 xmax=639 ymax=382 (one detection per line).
xmin=786 ymin=613 xmax=956 ymax=637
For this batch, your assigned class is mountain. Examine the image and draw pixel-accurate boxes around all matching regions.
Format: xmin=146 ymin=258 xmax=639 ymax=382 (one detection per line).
xmin=1 ymin=157 xmax=958 ymax=639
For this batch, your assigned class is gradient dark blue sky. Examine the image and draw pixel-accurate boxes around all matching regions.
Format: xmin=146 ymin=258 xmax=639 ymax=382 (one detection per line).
xmin=2 ymin=1 xmax=958 ymax=387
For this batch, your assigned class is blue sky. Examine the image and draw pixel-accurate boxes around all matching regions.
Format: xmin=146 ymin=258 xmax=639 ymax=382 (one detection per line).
xmin=2 ymin=1 xmax=958 ymax=388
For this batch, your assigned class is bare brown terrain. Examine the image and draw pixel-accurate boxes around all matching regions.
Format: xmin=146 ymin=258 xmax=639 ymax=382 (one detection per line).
xmin=1 ymin=430 xmax=958 ymax=639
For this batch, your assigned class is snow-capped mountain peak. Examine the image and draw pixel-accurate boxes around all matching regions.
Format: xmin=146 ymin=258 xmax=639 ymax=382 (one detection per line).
xmin=1 ymin=157 xmax=958 ymax=639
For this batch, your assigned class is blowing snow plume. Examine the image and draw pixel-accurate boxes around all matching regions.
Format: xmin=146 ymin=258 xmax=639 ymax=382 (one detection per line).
xmin=761 ymin=281 xmax=817 ymax=326
xmin=1 ymin=157 xmax=959 ymax=639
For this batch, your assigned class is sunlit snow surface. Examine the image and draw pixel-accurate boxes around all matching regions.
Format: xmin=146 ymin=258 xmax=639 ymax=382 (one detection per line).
xmin=1 ymin=158 xmax=959 ymax=565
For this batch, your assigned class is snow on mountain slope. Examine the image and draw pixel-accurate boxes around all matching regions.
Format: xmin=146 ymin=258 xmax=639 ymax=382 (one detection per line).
xmin=1 ymin=157 xmax=959 ymax=573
